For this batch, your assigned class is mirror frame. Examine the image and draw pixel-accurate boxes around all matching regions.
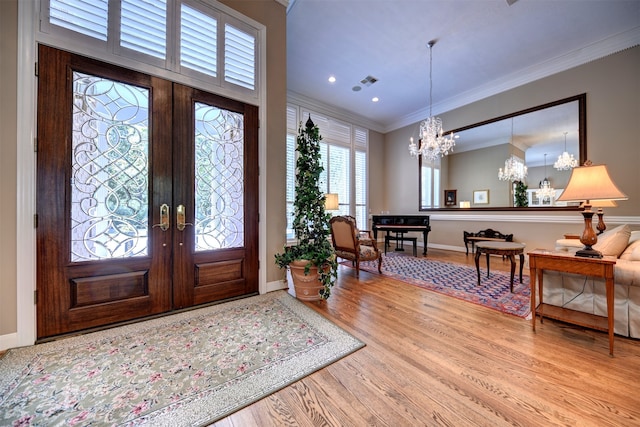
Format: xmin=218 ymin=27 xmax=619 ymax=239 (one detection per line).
xmin=419 ymin=93 xmax=587 ymax=211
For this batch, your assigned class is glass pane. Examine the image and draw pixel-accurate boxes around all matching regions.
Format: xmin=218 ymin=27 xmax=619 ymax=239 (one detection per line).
xmin=224 ymin=23 xmax=255 ymax=90
xmin=329 ymin=145 xmax=350 ymax=213
xmin=71 ymin=72 xmax=149 ymax=261
xmin=194 ymin=102 xmax=244 ymax=251
xmin=50 ymin=0 xmax=108 ymax=41
xmin=286 ymin=133 xmax=296 ymax=240
xmin=181 ymin=4 xmax=217 ymax=76
xmin=121 ymin=0 xmax=167 ymax=59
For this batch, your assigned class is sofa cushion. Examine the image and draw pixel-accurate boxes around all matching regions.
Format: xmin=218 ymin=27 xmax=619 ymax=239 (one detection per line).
xmin=593 ymin=224 xmax=630 ymax=257
xmin=620 ymin=238 xmax=640 ymax=261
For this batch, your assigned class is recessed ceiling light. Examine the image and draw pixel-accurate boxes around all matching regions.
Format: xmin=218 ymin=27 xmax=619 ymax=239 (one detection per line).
xmin=372 ymin=97 xmax=379 ymax=102
xmin=328 ymin=76 xmax=336 ymax=83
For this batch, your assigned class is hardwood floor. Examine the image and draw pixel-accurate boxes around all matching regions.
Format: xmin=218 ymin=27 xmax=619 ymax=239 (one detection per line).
xmin=214 ymin=249 xmax=640 ymax=426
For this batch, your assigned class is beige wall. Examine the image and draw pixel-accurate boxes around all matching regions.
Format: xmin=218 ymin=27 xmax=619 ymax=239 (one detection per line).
xmin=366 ymin=129 xmax=385 ymax=229
xmin=0 ymin=0 xmax=18 ymax=336
xmin=385 ymin=46 xmax=640 ymax=251
xmin=219 ymin=0 xmax=288 ymax=284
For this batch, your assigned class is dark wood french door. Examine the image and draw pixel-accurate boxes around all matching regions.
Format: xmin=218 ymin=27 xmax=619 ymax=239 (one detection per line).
xmin=36 ymin=45 xmax=258 ymax=339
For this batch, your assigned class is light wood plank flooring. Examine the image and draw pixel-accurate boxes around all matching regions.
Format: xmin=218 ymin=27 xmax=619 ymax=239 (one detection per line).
xmin=215 ymin=249 xmax=640 ymax=426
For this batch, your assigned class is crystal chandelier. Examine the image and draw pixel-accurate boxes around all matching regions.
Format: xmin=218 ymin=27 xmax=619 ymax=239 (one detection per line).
xmin=554 ymin=131 xmax=578 ymax=171
xmin=498 ymin=119 xmax=528 ymax=182
xmin=536 ymin=154 xmax=556 ymax=201
xmin=498 ymin=155 xmax=528 ymax=182
xmin=408 ymin=40 xmax=457 ymax=162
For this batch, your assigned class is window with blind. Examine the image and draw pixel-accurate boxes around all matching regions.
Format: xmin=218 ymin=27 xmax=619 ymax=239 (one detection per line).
xmin=420 ymin=158 xmax=441 ymax=209
xmin=285 ymin=105 xmax=369 ymax=239
xmin=42 ymin=0 xmax=257 ymax=95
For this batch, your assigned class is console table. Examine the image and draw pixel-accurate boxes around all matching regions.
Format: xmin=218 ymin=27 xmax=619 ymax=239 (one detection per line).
xmin=528 ymin=249 xmax=617 ymax=356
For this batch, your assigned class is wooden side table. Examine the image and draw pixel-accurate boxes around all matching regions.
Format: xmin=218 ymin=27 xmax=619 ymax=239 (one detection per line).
xmin=528 ymin=249 xmax=617 ymax=356
xmin=474 ymin=241 xmax=525 ymax=292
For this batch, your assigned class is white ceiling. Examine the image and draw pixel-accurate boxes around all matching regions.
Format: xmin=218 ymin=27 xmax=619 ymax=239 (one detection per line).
xmin=286 ymin=0 xmax=640 ymax=135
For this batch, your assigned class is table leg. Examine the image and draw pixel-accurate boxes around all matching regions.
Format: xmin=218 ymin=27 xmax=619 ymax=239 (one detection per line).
xmin=508 ymin=254 xmax=516 ymax=292
xmin=529 ymin=265 xmax=536 ymax=331
xmin=606 ymin=274 xmax=614 ymax=356
xmin=475 ymin=250 xmax=482 ymax=286
xmin=518 ymin=253 xmax=524 ymax=283
xmin=485 ymin=253 xmax=490 ymax=278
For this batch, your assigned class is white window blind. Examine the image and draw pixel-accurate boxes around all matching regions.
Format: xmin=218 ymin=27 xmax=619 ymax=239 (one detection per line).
xmin=180 ymin=4 xmax=217 ymax=77
xmin=355 ymin=150 xmax=367 ymax=229
xmin=287 ymin=107 xmax=368 ymax=236
xmin=225 ymin=23 xmax=255 ymax=90
xmin=49 ymin=0 xmax=108 ymax=41
xmin=285 ymin=106 xmax=298 ymax=240
xmin=120 ymin=0 xmax=167 ymax=60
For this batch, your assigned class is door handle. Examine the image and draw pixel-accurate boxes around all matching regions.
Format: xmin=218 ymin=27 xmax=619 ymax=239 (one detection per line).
xmin=176 ymin=204 xmax=193 ymax=231
xmin=152 ymin=203 xmax=170 ymax=231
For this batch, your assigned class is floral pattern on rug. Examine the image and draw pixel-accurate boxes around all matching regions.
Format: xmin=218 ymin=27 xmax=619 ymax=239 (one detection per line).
xmin=348 ymin=252 xmax=531 ymax=318
xmin=0 ymin=292 xmax=363 ymax=426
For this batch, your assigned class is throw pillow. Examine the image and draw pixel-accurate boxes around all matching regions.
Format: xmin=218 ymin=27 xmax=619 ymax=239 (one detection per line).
xmin=593 ymin=224 xmax=630 ymax=257
xmin=620 ymin=239 xmax=640 ymax=260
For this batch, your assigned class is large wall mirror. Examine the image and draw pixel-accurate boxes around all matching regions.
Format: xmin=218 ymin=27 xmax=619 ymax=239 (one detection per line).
xmin=419 ymin=94 xmax=586 ymax=211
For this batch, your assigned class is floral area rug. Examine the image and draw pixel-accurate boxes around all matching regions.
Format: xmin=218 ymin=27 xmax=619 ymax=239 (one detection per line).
xmin=0 ymin=291 xmax=364 ymax=426
xmin=347 ymin=252 xmax=531 ymax=318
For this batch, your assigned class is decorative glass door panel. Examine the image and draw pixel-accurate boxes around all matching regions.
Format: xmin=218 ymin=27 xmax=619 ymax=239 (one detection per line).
xmin=71 ymin=72 xmax=150 ymax=261
xmin=194 ymin=103 xmax=244 ymax=251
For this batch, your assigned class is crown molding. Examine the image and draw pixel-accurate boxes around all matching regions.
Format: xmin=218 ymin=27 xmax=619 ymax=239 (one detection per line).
xmin=386 ymin=27 xmax=640 ymax=133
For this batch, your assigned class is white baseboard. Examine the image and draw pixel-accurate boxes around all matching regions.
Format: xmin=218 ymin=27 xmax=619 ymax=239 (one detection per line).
xmin=266 ymin=279 xmax=288 ymax=293
xmin=0 ymin=332 xmax=18 ymax=352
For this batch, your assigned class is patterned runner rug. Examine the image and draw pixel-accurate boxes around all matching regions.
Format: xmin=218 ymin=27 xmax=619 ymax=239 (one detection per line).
xmin=348 ymin=252 xmax=531 ymax=318
xmin=0 ymin=291 xmax=364 ymax=426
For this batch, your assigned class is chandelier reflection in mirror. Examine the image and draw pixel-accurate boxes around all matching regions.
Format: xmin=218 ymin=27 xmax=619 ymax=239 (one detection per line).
xmin=554 ymin=131 xmax=578 ymax=171
xmin=408 ymin=40 xmax=457 ymax=162
xmin=536 ymin=154 xmax=556 ymax=202
xmin=498 ymin=118 xmax=527 ymax=182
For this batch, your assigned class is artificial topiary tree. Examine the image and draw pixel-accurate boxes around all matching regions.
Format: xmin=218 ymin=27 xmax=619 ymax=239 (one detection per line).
xmin=275 ymin=117 xmax=338 ymax=299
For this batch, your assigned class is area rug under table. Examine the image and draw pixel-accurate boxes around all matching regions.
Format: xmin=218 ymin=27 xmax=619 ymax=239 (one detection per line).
xmin=349 ymin=252 xmax=531 ymax=318
xmin=0 ymin=291 xmax=364 ymax=426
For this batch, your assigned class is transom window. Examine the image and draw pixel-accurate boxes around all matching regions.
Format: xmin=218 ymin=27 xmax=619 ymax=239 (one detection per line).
xmin=42 ymin=0 xmax=257 ymax=95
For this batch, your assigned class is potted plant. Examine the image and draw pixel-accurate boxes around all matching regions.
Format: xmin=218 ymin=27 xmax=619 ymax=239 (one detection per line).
xmin=514 ymin=180 xmax=528 ymax=207
xmin=275 ymin=117 xmax=338 ymax=300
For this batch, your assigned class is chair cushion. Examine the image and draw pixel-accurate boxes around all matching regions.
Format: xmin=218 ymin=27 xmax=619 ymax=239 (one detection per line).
xmin=593 ymin=224 xmax=631 ymax=257
xmin=359 ymin=245 xmax=377 ymax=258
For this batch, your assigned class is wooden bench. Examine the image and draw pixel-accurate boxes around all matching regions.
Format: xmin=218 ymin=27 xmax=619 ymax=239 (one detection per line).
xmin=463 ymin=229 xmax=513 ymax=255
xmin=385 ymin=233 xmax=418 ymax=256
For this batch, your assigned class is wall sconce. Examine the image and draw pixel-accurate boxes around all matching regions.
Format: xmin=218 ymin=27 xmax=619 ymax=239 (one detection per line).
xmin=557 ymin=161 xmax=627 ymax=258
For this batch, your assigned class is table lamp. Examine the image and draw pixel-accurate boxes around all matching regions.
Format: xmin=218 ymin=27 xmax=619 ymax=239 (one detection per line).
xmin=582 ymin=199 xmax=618 ymax=234
xmin=556 ymin=161 xmax=627 ymax=258
xmin=324 ymin=193 xmax=339 ymax=211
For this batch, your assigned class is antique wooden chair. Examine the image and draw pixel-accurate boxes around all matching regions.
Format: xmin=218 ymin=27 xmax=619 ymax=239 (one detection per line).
xmin=330 ymin=216 xmax=382 ymax=276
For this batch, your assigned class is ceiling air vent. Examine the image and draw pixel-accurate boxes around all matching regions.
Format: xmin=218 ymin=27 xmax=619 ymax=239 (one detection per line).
xmin=360 ymin=75 xmax=378 ymax=87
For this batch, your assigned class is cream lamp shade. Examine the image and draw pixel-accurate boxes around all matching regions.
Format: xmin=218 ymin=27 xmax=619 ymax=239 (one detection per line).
xmin=556 ymin=163 xmax=627 ymax=204
xmin=556 ymin=162 xmax=627 ymax=258
xmin=324 ymin=193 xmax=339 ymax=211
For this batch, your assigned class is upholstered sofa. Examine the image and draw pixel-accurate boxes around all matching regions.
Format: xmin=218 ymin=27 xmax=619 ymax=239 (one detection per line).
xmin=544 ymin=225 xmax=640 ymax=338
